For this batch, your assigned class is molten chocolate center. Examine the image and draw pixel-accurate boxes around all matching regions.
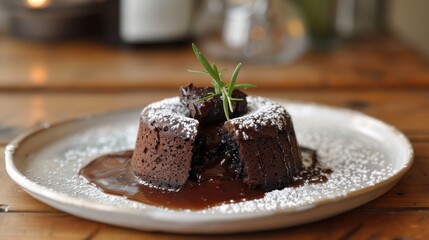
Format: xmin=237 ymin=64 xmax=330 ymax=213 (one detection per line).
xmin=80 ymin=148 xmax=330 ymax=210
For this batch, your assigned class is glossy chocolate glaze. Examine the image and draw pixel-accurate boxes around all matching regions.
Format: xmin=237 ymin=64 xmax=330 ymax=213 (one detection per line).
xmin=80 ymin=148 xmax=330 ymax=210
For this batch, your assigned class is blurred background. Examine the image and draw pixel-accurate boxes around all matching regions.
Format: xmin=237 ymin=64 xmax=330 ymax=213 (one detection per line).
xmin=0 ymin=0 xmax=429 ymax=57
xmin=0 ymin=0 xmax=428 ymax=85
xmin=0 ymin=0 xmax=428 ymax=141
xmin=1 ymin=0 xmax=428 ymax=56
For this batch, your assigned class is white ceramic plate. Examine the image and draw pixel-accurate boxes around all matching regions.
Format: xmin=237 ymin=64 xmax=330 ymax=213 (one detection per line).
xmin=5 ymin=101 xmax=414 ymax=234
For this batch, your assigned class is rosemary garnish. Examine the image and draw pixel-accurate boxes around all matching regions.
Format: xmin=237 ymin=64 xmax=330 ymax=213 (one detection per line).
xmin=189 ymin=43 xmax=256 ymax=120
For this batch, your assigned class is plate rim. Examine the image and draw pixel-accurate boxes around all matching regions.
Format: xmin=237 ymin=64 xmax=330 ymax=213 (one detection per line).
xmin=4 ymin=100 xmax=415 ymax=222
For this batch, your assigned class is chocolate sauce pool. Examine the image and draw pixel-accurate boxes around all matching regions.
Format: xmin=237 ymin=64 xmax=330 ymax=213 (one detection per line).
xmin=79 ymin=148 xmax=331 ymax=210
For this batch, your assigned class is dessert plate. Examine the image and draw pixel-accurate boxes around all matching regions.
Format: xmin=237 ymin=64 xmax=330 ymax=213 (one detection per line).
xmin=5 ymin=101 xmax=413 ymax=234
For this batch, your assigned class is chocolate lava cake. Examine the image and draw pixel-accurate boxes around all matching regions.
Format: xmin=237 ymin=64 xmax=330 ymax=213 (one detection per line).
xmin=131 ymin=85 xmax=302 ymax=191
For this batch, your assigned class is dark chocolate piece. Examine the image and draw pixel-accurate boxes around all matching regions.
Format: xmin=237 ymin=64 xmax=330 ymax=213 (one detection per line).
xmin=179 ymin=83 xmax=248 ymax=124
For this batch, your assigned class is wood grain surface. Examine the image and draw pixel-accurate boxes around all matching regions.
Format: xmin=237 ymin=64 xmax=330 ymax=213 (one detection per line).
xmin=1 ymin=34 xmax=429 ymax=239
xmin=1 ymin=35 xmax=428 ymax=90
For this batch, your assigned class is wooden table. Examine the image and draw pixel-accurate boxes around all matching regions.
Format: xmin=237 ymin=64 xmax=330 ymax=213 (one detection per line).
xmin=1 ymin=34 xmax=429 ymax=239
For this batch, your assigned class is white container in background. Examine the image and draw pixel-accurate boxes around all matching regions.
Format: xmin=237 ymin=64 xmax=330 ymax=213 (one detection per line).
xmin=120 ymin=0 xmax=195 ymax=43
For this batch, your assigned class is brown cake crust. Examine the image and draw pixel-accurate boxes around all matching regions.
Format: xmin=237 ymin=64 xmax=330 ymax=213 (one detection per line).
xmin=131 ymin=97 xmax=199 ymax=190
xmin=223 ymin=97 xmax=303 ymax=190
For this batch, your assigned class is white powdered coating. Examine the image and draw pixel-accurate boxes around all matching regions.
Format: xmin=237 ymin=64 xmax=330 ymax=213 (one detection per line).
xmin=21 ymin=108 xmax=398 ymax=215
xmin=141 ymin=97 xmax=198 ymax=140
xmin=228 ymin=97 xmax=290 ymax=140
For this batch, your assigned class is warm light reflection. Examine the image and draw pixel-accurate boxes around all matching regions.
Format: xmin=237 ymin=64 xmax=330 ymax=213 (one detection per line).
xmin=26 ymin=0 xmax=51 ymax=9
xmin=286 ymin=18 xmax=305 ymax=38
xmin=29 ymin=64 xmax=47 ymax=86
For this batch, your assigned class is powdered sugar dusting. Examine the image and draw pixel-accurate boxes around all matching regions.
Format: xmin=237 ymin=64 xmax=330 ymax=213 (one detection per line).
xmin=141 ymin=97 xmax=198 ymax=140
xmin=18 ymin=104 xmax=402 ymax=215
xmin=228 ymin=97 xmax=290 ymax=139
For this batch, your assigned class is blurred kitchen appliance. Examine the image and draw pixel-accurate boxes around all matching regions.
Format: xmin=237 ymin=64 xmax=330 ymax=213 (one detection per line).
xmin=292 ymin=0 xmax=387 ymax=47
xmin=196 ymin=0 xmax=308 ymax=64
xmin=102 ymin=0 xmax=195 ymax=45
xmin=6 ymin=0 xmax=101 ymax=41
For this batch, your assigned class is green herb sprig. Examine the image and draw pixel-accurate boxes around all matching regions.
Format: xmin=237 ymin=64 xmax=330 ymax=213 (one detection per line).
xmin=189 ymin=43 xmax=256 ymax=120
